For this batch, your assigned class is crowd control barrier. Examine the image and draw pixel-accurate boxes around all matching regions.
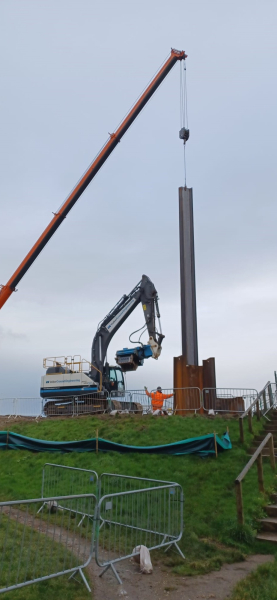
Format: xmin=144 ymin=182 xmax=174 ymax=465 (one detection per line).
xmin=42 ymin=391 xmax=109 ymax=417
xmin=202 ymin=388 xmax=258 ymax=414
xmin=38 ymin=463 xmax=98 ymax=525
xmin=0 ymin=493 xmax=96 ymax=595
xmin=161 ymin=387 xmax=202 ymax=414
xmin=0 ymin=386 xmax=264 ymax=417
xmin=0 ymin=465 xmax=185 ymax=592
xmin=0 ymin=398 xmax=42 ymax=419
xmin=99 ymin=472 xmax=176 ymax=494
xmin=95 ymin=482 xmax=184 ymax=584
xmin=256 ymin=382 xmax=277 ymax=418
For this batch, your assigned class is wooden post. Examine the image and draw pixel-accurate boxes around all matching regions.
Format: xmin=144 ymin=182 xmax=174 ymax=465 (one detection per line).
xmin=248 ymin=410 xmax=253 ymax=434
xmin=269 ymin=435 xmax=276 ymax=471
xmin=235 ymin=482 xmax=244 ymax=525
xmin=257 ymin=453 xmax=264 ymax=493
xmin=213 ymin=431 xmax=217 ymax=457
xmin=96 ymin=429 xmax=99 ymax=455
xmin=256 ymin=400 xmax=261 ymax=421
xmin=239 ymin=418 xmax=244 ymax=443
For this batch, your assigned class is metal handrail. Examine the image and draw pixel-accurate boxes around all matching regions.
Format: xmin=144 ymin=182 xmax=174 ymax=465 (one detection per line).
xmin=238 ymin=382 xmax=276 ymax=443
xmin=235 ymin=433 xmax=275 ymax=524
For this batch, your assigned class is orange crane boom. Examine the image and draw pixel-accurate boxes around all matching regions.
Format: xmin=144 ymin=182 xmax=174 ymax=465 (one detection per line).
xmin=0 ymin=49 xmax=186 ymax=310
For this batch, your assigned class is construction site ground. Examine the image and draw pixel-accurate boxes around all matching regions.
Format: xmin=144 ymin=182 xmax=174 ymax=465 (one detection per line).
xmin=0 ymin=413 xmax=276 ymax=599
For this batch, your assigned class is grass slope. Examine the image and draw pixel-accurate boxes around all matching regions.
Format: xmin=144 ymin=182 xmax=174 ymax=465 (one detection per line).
xmin=0 ymin=414 xmax=276 ymax=581
xmin=0 ymin=514 xmax=91 ymax=600
xmin=0 ymin=574 xmax=90 ymax=600
xmin=231 ymin=558 xmax=277 ymax=600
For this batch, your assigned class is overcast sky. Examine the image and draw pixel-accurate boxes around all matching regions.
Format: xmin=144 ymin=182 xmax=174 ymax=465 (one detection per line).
xmin=0 ymin=0 xmax=277 ymax=397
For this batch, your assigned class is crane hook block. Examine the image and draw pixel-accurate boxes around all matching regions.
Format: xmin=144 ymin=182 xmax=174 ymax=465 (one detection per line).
xmin=179 ymin=128 xmax=190 ymax=143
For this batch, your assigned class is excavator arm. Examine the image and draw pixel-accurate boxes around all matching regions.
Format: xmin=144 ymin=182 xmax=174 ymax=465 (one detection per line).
xmin=90 ymin=274 xmax=164 ymax=382
xmin=0 ymin=49 xmax=186 ymax=310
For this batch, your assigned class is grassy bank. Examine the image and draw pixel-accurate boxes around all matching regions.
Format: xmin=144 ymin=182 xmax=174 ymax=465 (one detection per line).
xmin=0 ymin=516 xmax=91 ymax=600
xmin=231 ymin=558 xmax=277 ymax=600
xmin=0 ymin=574 xmax=90 ymax=600
xmin=0 ymin=413 xmax=276 ymax=578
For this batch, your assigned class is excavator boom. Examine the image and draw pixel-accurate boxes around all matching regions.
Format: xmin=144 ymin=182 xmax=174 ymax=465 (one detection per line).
xmin=90 ymin=274 xmax=164 ymax=382
xmin=0 ymin=49 xmax=186 ymax=309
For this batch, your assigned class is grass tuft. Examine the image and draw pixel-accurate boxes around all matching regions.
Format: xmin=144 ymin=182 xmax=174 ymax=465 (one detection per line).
xmin=231 ymin=558 xmax=277 ymax=600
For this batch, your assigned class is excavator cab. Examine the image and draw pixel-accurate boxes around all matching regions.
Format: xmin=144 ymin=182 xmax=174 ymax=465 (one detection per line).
xmin=107 ymin=366 xmax=125 ymax=392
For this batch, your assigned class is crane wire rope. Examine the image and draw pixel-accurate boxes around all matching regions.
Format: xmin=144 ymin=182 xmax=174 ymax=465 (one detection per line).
xmin=180 ymin=60 xmax=189 ymax=187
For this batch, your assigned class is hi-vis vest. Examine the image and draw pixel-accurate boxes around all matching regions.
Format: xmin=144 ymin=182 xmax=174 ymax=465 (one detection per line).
xmin=146 ymin=390 xmax=173 ymax=410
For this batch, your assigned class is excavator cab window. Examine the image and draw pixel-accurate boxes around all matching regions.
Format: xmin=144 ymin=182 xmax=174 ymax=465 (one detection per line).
xmin=109 ymin=368 xmax=117 ymax=387
xmin=108 ymin=367 xmax=124 ymax=392
xmin=115 ymin=368 xmax=124 ymax=391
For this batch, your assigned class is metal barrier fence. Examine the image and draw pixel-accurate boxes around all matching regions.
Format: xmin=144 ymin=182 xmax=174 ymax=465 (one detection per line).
xmin=95 ymin=482 xmax=184 ymax=584
xmin=42 ymin=391 xmax=109 ymax=417
xmin=0 ymin=466 xmax=184 ymax=591
xmin=1 ymin=386 xmax=264 ymax=417
xmin=99 ymin=472 xmax=177 ymax=496
xmin=0 ymin=398 xmax=42 ymax=419
xmin=160 ymin=388 xmax=202 ymax=414
xmin=239 ymin=382 xmax=277 ymax=442
xmin=202 ymin=388 xmax=258 ymax=414
xmin=256 ymin=382 xmax=277 ymax=418
xmin=110 ymin=390 xmax=145 ymax=413
xmin=0 ymin=493 xmax=96 ymax=594
xmin=38 ymin=464 xmax=98 ymax=525
xmin=110 ymin=388 xmax=202 ymax=414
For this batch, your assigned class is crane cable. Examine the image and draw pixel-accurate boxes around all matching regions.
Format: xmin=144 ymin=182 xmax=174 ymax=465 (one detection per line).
xmin=180 ymin=61 xmax=189 ymax=187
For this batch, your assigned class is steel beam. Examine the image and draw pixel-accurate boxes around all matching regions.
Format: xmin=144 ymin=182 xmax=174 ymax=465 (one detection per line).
xmin=179 ymin=187 xmax=198 ymax=365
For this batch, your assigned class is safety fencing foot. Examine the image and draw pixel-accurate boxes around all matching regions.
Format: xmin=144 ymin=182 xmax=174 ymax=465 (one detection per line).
xmin=99 ymin=562 xmax=122 ymax=585
xmin=68 ymin=568 xmax=91 ymax=592
xmin=164 ymin=542 xmax=185 ymax=560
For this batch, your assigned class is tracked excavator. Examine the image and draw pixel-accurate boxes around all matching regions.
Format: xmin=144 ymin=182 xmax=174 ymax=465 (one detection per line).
xmin=0 ymin=50 xmax=187 ymax=413
xmin=41 ymin=274 xmax=164 ymax=414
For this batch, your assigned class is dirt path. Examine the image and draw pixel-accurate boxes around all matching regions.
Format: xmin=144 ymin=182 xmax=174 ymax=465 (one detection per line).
xmin=3 ymin=508 xmax=273 ymax=600
xmin=89 ymin=553 xmax=274 ymax=600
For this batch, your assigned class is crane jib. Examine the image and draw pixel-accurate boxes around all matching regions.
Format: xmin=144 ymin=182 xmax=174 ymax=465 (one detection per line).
xmin=0 ymin=49 xmax=186 ymax=309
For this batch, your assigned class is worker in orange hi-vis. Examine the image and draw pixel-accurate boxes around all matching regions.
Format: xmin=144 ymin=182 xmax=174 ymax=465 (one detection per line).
xmin=144 ymin=386 xmax=174 ymax=415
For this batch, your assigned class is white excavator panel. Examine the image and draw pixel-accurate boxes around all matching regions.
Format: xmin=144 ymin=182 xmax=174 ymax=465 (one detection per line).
xmin=41 ymin=372 xmax=96 ymax=389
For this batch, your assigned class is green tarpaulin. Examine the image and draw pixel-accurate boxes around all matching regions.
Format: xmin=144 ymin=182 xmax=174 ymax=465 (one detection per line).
xmin=0 ymin=431 xmax=232 ymax=456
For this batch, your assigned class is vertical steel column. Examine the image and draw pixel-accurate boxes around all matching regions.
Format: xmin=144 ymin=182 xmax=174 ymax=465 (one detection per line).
xmin=179 ymin=187 xmax=198 ymax=365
